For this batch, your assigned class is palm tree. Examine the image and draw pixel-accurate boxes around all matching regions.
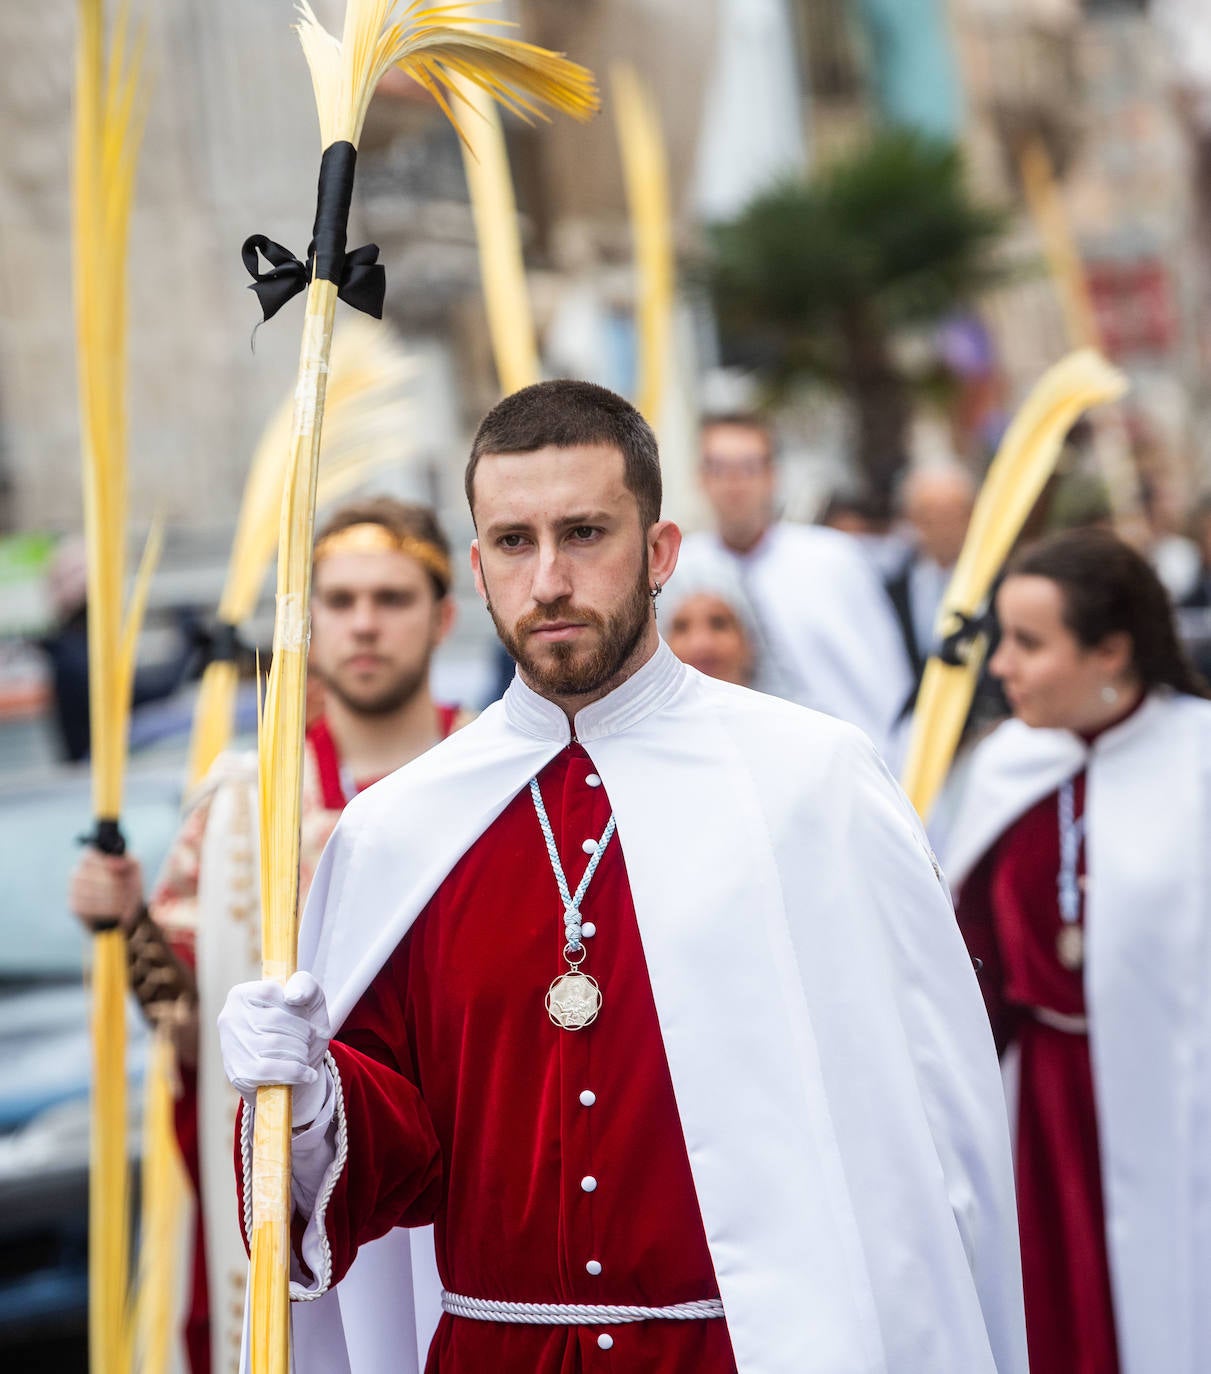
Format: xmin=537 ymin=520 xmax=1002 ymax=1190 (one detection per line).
xmin=707 ymin=130 xmax=1012 ymax=510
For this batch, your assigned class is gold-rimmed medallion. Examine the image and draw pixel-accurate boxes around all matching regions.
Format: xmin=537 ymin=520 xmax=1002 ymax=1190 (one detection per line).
xmin=546 ymin=971 xmax=602 ymax=1030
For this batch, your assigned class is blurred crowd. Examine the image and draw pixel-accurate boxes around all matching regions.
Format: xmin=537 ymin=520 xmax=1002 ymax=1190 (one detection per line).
xmin=22 ymin=399 xmax=1211 ymax=817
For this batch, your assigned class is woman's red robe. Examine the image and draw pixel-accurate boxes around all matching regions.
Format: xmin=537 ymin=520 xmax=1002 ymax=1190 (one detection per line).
xmin=956 ymin=772 xmax=1120 ymax=1374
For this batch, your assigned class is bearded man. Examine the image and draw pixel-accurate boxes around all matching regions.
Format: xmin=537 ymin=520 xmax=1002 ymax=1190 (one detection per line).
xmin=69 ymin=496 xmax=468 ymax=1373
xmin=220 ymin=381 xmax=1027 ymax=1374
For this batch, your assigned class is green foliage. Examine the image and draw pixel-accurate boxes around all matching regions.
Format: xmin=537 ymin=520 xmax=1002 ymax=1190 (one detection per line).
xmin=707 ymin=130 xmax=1012 ymax=382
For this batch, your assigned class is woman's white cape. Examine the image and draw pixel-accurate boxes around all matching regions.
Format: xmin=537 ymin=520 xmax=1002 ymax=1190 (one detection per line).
xmin=940 ymin=692 xmax=1211 ymax=1374
xmin=255 ymin=646 xmax=1025 ymax=1374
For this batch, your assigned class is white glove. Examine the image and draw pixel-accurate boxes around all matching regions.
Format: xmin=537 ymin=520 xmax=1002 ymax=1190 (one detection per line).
xmin=218 ymin=972 xmax=332 ymax=1127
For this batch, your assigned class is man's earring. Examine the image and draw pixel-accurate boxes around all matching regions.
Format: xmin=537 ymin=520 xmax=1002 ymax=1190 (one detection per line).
xmin=650 ymin=581 xmax=663 ymax=601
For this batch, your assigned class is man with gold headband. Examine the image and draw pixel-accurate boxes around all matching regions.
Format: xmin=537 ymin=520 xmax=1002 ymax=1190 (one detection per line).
xmin=219 ymin=382 xmax=1027 ymax=1374
xmin=68 ymin=496 xmax=471 ymax=1373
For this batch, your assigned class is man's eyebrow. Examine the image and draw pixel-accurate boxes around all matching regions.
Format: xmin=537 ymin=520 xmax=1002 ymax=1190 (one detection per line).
xmin=316 ymin=580 xmax=415 ymax=596
xmin=481 ymin=516 xmax=535 ymax=539
xmin=481 ymin=510 xmax=614 ymax=537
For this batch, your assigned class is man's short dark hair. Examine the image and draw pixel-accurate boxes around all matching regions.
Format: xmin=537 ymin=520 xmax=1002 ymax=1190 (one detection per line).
xmin=465 ymin=380 xmax=662 ymax=529
xmin=699 ymin=412 xmax=776 ymax=465
xmin=314 ymin=495 xmax=452 ymax=599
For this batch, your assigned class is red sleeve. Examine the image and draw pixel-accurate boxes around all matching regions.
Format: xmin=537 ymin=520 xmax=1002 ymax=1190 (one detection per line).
xmin=234 ymin=935 xmax=443 ymax=1290
xmin=317 ymin=1034 xmax=442 ymax=1283
xmin=954 ymin=849 xmax=1020 ymax=1056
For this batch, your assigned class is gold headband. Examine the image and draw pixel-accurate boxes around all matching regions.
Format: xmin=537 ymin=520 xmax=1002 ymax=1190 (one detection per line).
xmin=312 ymin=522 xmax=452 ymax=589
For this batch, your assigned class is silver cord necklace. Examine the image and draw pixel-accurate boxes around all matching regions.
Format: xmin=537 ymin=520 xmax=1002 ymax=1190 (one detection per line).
xmin=1056 ymin=777 xmax=1087 ymax=971
xmin=529 ymin=776 xmax=616 ymax=1030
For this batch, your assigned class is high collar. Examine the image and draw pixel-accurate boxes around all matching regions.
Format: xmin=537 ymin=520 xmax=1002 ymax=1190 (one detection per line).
xmin=1079 ymin=687 xmax=1168 ymax=755
xmin=1075 ymin=686 xmax=1149 ymax=747
xmin=503 ymin=639 xmax=687 ymax=745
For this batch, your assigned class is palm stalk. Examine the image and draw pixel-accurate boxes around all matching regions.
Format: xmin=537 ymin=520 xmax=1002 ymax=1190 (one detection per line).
xmin=249 ymin=8 xmax=597 ymax=1371
xmin=612 ymin=64 xmax=673 ymax=426
xmin=1017 ymin=136 xmax=1139 ymax=519
xmin=131 ymin=1034 xmax=190 ymax=1374
xmin=452 ymin=78 xmax=540 ymax=393
xmin=73 ymin=1 xmax=157 ymax=1369
xmin=900 ymin=348 xmax=1128 ymax=821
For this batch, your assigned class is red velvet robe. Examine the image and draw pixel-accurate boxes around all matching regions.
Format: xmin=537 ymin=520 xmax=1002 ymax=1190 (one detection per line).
xmin=956 ymin=774 xmax=1120 ymax=1374
xmin=170 ymin=710 xmax=460 ymax=1374
xmin=256 ymin=744 xmax=739 ymax=1373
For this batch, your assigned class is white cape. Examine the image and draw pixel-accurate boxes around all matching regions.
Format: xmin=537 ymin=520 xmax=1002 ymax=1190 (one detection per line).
xmin=940 ymin=692 xmax=1211 ymax=1374
xmin=674 ymin=525 xmax=912 ymax=759
xmin=263 ymin=644 xmax=1024 ymax=1374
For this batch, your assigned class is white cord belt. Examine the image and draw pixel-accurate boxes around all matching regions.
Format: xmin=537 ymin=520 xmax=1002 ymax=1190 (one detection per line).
xmin=441 ymin=1292 xmax=726 ymax=1325
xmin=1030 ymin=1005 xmax=1089 ymax=1035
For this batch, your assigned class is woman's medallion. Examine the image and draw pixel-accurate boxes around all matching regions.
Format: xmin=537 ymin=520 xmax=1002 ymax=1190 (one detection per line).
xmin=1056 ymin=924 xmax=1084 ymax=972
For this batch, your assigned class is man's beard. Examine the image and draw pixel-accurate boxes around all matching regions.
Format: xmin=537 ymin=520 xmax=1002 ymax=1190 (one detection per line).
xmin=489 ymin=568 xmax=651 ymax=699
xmin=320 ymin=658 xmax=428 ymax=717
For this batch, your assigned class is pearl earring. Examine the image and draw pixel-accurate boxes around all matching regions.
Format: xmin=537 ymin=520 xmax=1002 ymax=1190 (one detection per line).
xmin=1101 ymin=684 xmax=1119 ymax=705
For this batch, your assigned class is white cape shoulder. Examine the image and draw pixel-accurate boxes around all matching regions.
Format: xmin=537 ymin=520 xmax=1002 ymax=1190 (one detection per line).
xmin=940 ymin=718 xmax=1084 ymax=892
xmin=942 ymin=691 xmax=1211 ymax=893
xmin=299 ymin=700 xmax=559 ymax=1029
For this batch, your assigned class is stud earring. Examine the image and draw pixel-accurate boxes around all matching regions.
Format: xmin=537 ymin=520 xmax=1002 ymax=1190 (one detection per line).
xmin=1101 ymin=684 xmax=1119 ymax=705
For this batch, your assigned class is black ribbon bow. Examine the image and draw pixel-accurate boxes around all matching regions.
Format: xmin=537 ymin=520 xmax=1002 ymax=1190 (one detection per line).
xmin=242 ymin=141 xmax=385 ymax=322
xmin=85 ymin=818 xmax=126 ymax=857
xmin=190 ymin=617 xmax=248 ymax=668
xmin=937 ymin=608 xmax=993 ymax=667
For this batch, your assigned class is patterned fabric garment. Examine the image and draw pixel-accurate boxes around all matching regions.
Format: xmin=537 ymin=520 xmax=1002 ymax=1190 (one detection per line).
xmin=154 ymin=725 xmax=344 ymax=961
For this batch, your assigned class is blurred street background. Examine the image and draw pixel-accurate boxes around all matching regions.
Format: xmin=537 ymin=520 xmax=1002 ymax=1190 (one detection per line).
xmin=2 ymin=0 xmax=1211 ymax=1366
xmin=5 ymin=0 xmax=1211 ymax=759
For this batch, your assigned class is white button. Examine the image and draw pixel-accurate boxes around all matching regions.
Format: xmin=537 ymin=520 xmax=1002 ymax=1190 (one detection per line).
xmin=579 ymin=1090 xmax=596 ymax=1107
xmin=580 ymin=1175 xmax=597 ymax=1193
xmin=586 ymin=1259 xmax=603 ymax=1276
xmin=586 ymin=773 xmax=602 ymax=788
xmin=581 ymin=922 xmax=597 ymax=938
xmin=597 ymin=1333 xmax=614 ymax=1350
xmin=582 ymin=838 xmax=598 ymax=855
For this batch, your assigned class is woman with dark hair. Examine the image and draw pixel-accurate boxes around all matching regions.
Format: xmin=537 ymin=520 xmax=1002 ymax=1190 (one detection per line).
xmin=941 ymin=527 xmax=1211 ymax=1374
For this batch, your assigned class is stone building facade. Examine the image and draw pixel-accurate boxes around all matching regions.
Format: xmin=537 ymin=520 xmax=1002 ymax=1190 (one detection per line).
xmin=0 ymin=1 xmax=728 ymax=548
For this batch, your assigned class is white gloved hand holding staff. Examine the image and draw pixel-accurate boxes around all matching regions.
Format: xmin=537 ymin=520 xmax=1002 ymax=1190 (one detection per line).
xmin=219 ymin=972 xmax=332 ymax=1128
